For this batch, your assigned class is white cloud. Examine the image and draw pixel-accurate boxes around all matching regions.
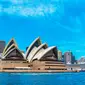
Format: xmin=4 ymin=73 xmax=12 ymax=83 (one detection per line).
xmin=0 ymin=0 xmax=57 ymax=17
xmin=10 ymin=0 xmax=26 ymax=4
xmin=19 ymin=5 xmax=55 ymax=16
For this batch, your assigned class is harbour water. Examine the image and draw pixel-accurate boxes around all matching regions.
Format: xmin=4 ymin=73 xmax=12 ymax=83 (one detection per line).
xmin=0 ymin=72 xmax=85 ymax=85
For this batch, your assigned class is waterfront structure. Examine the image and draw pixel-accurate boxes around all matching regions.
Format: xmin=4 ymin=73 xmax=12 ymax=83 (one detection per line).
xmin=0 ymin=37 xmax=67 ymax=72
xmin=58 ymin=50 xmax=62 ymax=61
xmin=66 ymin=64 xmax=85 ymax=71
xmin=0 ymin=38 xmax=29 ymax=70
xmin=77 ymin=57 xmax=85 ymax=64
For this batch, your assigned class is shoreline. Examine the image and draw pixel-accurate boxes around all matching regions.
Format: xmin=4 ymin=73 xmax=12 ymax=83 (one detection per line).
xmin=0 ymin=70 xmax=78 ymax=73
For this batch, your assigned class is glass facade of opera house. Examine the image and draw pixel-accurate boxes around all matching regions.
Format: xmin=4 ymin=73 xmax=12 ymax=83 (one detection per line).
xmin=0 ymin=37 xmax=68 ymax=72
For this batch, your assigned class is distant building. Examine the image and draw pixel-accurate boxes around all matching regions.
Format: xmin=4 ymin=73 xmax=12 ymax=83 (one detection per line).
xmin=58 ymin=50 xmax=62 ymax=61
xmin=0 ymin=53 xmax=3 ymax=59
xmin=74 ymin=60 xmax=77 ymax=64
xmin=0 ymin=41 xmax=5 ymax=53
xmin=72 ymin=55 xmax=76 ymax=64
xmin=64 ymin=51 xmax=75 ymax=64
xmin=62 ymin=55 xmax=64 ymax=62
xmin=77 ymin=57 xmax=85 ymax=64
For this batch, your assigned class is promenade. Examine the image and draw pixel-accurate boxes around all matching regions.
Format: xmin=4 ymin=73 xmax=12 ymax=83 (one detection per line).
xmin=0 ymin=70 xmax=77 ymax=73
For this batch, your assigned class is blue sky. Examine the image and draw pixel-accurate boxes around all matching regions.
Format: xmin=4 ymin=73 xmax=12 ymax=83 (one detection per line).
xmin=0 ymin=0 xmax=85 ymax=59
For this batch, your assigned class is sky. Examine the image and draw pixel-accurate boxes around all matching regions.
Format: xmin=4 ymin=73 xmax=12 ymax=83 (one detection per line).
xmin=0 ymin=0 xmax=85 ymax=59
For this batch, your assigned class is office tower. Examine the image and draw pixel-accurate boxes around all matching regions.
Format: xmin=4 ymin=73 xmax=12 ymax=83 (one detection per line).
xmin=0 ymin=41 xmax=6 ymax=53
xmin=58 ymin=50 xmax=62 ymax=61
xmin=64 ymin=51 xmax=73 ymax=64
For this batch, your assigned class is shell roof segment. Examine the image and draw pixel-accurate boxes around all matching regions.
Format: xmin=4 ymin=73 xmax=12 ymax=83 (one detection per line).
xmin=25 ymin=37 xmax=42 ymax=59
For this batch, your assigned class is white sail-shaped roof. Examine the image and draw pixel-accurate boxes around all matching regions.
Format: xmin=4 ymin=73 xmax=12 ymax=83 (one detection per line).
xmin=32 ymin=46 xmax=56 ymax=61
xmin=25 ymin=37 xmax=41 ymax=59
xmin=27 ymin=43 xmax=48 ymax=62
xmin=3 ymin=44 xmax=17 ymax=56
xmin=4 ymin=47 xmax=24 ymax=59
xmin=2 ymin=38 xmax=24 ymax=60
xmin=3 ymin=38 xmax=18 ymax=54
xmin=2 ymin=37 xmax=58 ymax=62
xmin=4 ymin=48 xmax=15 ymax=58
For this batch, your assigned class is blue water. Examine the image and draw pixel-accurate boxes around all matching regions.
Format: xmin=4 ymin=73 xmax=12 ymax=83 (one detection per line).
xmin=0 ymin=72 xmax=85 ymax=85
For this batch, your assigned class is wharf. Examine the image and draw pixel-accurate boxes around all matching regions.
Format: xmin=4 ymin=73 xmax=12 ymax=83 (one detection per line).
xmin=0 ymin=70 xmax=78 ymax=73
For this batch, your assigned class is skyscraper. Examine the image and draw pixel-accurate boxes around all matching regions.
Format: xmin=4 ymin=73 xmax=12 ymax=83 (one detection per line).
xmin=0 ymin=41 xmax=5 ymax=53
xmin=58 ymin=50 xmax=62 ymax=61
xmin=64 ymin=51 xmax=73 ymax=64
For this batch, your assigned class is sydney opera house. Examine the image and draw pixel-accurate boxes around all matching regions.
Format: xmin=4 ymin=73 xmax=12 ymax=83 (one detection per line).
xmin=0 ymin=37 xmax=68 ymax=72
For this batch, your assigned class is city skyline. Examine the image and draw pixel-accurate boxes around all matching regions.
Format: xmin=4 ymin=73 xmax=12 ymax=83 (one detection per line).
xmin=0 ymin=0 xmax=85 ymax=59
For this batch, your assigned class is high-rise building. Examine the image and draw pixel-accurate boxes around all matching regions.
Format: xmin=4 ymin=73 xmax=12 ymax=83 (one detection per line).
xmin=64 ymin=51 xmax=74 ymax=64
xmin=58 ymin=50 xmax=62 ymax=61
xmin=0 ymin=41 xmax=5 ymax=53
xmin=62 ymin=55 xmax=64 ymax=62
xmin=72 ymin=55 xmax=76 ymax=64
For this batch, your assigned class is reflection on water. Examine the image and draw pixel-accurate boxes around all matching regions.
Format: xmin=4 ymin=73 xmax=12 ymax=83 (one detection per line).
xmin=0 ymin=72 xmax=85 ymax=85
